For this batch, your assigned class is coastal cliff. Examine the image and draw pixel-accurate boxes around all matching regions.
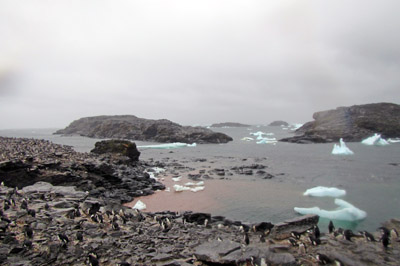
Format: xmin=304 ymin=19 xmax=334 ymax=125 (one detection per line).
xmin=55 ymin=115 xmax=233 ymax=144
xmin=281 ymin=103 xmax=400 ymax=143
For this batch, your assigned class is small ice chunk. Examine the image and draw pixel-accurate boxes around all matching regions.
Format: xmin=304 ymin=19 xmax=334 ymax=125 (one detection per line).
xmin=138 ymin=142 xmax=196 ymax=149
xmin=294 ymin=198 xmax=366 ymax=221
xmin=190 ymin=186 xmax=205 ymax=192
xmin=185 ymin=181 xmax=204 ymax=186
xmin=133 ymin=200 xmax=146 ymax=210
xmin=241 ymin=137 xmax=254 ymax=141
xmin=303 ymin=186 xmax=346 ymax=197
xmin=172 ymin=176 xmax=182 ymax=182
xmin=332 ymin=138 xmax=354 ymax=155
xmin=173 ymin=184 xmax=190 ymax=192
xmin=165 ymin=187 xmax=171 ymax=192
xmin=361 ymin=133 xmax=390 ymax=146
xmin=256 ymin=138 xmax=277 ymax=144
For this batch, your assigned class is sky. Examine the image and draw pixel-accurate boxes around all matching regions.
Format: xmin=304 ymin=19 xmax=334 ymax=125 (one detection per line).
xmin=1 ymin=0 xmax=400 ymax=129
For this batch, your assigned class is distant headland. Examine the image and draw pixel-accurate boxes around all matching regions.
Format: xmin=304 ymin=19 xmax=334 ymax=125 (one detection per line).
xmin=281 ymin=102 xmax=400 ymax=143
xmin=210 ymin=122 xmax=251 ymax=128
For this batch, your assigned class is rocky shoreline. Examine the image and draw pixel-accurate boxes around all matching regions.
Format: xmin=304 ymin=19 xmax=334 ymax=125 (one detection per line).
xmin=1 ymin=137 xmax=400 ymax=265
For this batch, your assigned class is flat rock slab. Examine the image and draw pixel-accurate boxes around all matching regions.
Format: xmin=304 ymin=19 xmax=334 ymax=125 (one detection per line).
xmin=270 ymin=214 xmax=319 ymax=240
xmin=194 ymin=240 xmax=241 ymax=263
xmin=22 ymin=181 xmax=87 ymax=198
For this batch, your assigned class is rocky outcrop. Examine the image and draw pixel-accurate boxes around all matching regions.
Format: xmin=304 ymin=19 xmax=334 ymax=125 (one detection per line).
xmin=280 ymin=103 xmax=400 ymax=143
xmin=91 ymin=139 xmax=140 ymax=162
xmin=210 ymin=122 xmax=251 ymax=128
xmin=55 ymin=115 xmax=233 ymax=144
xmin=269 ymin=120 xmax=289 ymax=126
xmin=0 ymin=137 xmax=164 ymax=204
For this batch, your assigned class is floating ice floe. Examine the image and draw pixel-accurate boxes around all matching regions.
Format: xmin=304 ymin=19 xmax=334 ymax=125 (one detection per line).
xmin=133 ymin=200 xmax=146 ymax=210
xmin=388 ymin=138 xmax=400 ymax=143
xmin=172 ymin=176 xmax=182 ymax=182
xmin=256 ymin=138 xmax=277 ymax=144
xmin=294 ymin=198 xmax=366 ymax=221
xmin=190 ymin=186 xmax=205 ymax=192
xmin=185 ymin=181 xmax=205 ymax=186
xmin=361 ymin=133 xmax=390 ymax=146
xmin=331 ymin=138 xmax=354 ymax=155
xmin=241 ymin=137 xmax=254 ymax=141
xmin=173 ymin=184 xmax=191 ymax=192
xmin=173 ymin=184 xmax=205 ymax=192
xmin=138 ymin=142 xmax=197 ymax=149
xmin=303 ymin=186 xmax=346 ymax=197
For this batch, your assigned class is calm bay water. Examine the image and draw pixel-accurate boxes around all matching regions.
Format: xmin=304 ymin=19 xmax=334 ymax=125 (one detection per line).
xmin=1 ymin=126 xmax=399 ymax=232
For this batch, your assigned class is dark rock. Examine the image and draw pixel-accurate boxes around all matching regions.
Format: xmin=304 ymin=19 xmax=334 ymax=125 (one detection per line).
xmin=91 ymin=140 xmax=140 ymax=162
xmin=280 ymin=103 xmax=400 ymax=143
xmin=194 ymin=240 xmax=241 ymax=264
xmin=210 ymin=122 xmax=251 ymax=128
xmin=269 ymin=120 xmax=289 ymax=127
xmin=270 ymin=214 xmax=319 ymax=240
xmin=183 ymin=212 xmax=211 ymax=225
xmin=54 ymin=115 xmax=233 ymax=144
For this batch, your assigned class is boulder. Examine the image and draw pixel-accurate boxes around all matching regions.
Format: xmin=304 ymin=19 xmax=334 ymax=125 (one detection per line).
xmin=268 ymin=120 xmax=289 ymax=126
xmin=54 ymin=115 xmax=233 ymax=144
xmin=269 ymin=214 xmax=319 ymax=240
xmin=91 ymin=140 xmax=140 ymax=161
xmin=280 ymin=103 xmax=400 ymax=143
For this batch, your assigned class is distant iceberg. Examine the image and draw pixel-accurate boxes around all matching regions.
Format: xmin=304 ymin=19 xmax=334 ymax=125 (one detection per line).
xmin=303 ymin=186 xmax=346 ymax=197
xmin=138 ymin=142 xmax=197 ymax=149
xmin=256 ymin=138 xmax=277 ymax=144
xmin=133 ymin=200 xmax=146 ymax=210
xmin=294 ymin=198 xmax=366 ymax=221
xmin=332 ymin=138 xmax=354 ymax=155
xmin=361 ymin=133 xmax=390 ymax=146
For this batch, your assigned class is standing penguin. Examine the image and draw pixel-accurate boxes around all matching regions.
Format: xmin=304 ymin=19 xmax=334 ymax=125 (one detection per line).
xmin=328 ymin=221 xmax=335 ymax=234
xmin=244 ymin=232 xmax=250 ymax=245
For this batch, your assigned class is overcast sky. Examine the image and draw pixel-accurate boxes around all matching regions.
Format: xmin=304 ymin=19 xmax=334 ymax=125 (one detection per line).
xmin=1 ymin=0 xmax=400 ymax=129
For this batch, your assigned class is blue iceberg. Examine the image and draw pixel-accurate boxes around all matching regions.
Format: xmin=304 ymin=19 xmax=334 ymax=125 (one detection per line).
xmin=331 ymin=138 xmax=354 ymax=155
xmin=294 ymin=199 xmax=367 ymax=221
xmin=303 ymin=186 xmax=346 ymax=197
xmin=361 ymin=133 xmax=389 ymax=146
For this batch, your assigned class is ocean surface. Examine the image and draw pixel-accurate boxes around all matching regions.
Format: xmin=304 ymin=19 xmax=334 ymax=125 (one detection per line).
xmin=1 ymin=126 xmax=399 ymax=232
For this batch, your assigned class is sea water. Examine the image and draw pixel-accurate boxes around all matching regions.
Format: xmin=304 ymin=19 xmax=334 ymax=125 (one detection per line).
xmin=1 ymin=126 xmax=399 ymax=232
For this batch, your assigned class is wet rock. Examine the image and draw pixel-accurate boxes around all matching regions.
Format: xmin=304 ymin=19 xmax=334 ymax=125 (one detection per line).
xmin=91 ymin=139 xmax=141 ymax=162
xmin=194 ymin=240 xmax=241 ymax=264
xmin=270 ymin=214 xmax=319 ymax=240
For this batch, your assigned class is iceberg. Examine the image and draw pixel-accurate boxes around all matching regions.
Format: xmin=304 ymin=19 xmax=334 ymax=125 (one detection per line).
xmin=361 ymin=133 xmax=390 ymax=146
xmin=388 ymin=138 xmax=400 ymax=143
xmin=303 ymin=186 xmax=346 ymax=197
xmin=331 ymin=138 xmax=354 ymax=155
xmin=138 ymin=142 xmax=197 ymax=149
xmin=172 ymin=176 xmax=182 ymax=182
xmin=133 ymin=200 xmax=146 ymax=210
xmin=173 ymin=184 xmax=191 ymax=192
xmin=256 ymin=138 xmax=277 ymax=144
xmin=190 ymin=186 xmax=205 ymax=192
xmin=294 ymin=198 xmax=366 ymax=221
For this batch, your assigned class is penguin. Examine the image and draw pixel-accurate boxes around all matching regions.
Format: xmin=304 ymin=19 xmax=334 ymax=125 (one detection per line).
xmin=316 ymin=253 xmax=332 ymax=265
xmin=288 ymin=238 xmax=298 ymax=247
xmin=112 ymin=221 xmax=120 ymax=230
xmin=308 ymin=235 xmax=321 ymax=246
xmin=76 ymin=231 xmax=83 ymax=242
xmin=298 ymin=242 xmax=307 ymax=255
xmin=23 ymin=239 xmax=33 ymax=249
xmin=58 ymin=233 xmax=69 ymax=246
xmin=328 ymin=220 xmax=335 ymax=234
xmin=313 ymin=225 xmax=320 ymax=239
xmin=24 ymin=225 xmax=33 ymax=239
xmin=290 ymin=231 xmax=302 ymax=240
xmin=259 ymin=234 xmax=266 ymax=243
xmin=381 ymin=233 xmax=390 ymax=248
xmin=88 ymin=252 xmax=99 ymax=266
xmin=378 ymin=227 xmax=390 ymax=236
xmin=343 ymin=229 xmax=354 ymax=241
xmin=360 ymin=230 xmax=376 ymax=242
xmin=21 ymin=199 xmax=28 ymax=210
xmin=44 ymin=203 xmax=50 ymax=210
xmin=27 ymin=209 xmax=36 ymax=217
xmin=244 ymin=232 xmax=250 ymax=245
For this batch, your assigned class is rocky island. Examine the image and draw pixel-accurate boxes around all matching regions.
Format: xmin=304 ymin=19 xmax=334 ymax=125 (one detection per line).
xmin=55 ymin=115 xmax=233 ymax=144
xmin=268 ymin=121 xmax=289 ymax=127
xmin=210 ymin=122 xmax=251 ymax=128
xmin=280 ymin=103 xmax=400 ymax=143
